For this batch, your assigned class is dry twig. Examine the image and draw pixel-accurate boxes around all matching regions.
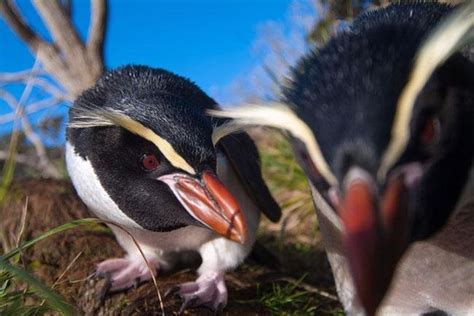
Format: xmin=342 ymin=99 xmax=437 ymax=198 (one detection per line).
xmin=0 ymin=0 xmax=106 ymax=97
xmin=0 ymin=0 xmax=108 ymax=178
xmin=272 ymin=276 xmax=339 ymax=301
xmin=0 ymin=74 xmax=61 ymax=179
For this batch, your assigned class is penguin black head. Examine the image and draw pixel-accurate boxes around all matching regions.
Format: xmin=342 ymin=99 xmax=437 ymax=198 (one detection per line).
xmin=212 ymin=2 xmax=474 ymax=314
xmin=285 ymin=3 xmax=473 ymax=312
xmin=286 ymin=2 xmax=472 ymax=236
xmin=67 ymin=65 xmax=246 ymax=243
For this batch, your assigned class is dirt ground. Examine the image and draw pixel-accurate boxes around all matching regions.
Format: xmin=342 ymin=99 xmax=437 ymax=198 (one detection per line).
xmin=0 ymin=179 xmax=342 ymax=315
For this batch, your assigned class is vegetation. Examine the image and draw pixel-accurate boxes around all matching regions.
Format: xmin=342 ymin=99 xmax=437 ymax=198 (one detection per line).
xmin=241 ymin=277 xmax=318 ymax=316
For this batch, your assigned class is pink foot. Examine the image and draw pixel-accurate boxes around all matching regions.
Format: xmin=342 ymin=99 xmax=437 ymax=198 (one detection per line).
xmin=95 ymin=257 xmax=160 ymax=292
xmin=165 ymin=271 xmax=228 ymax=314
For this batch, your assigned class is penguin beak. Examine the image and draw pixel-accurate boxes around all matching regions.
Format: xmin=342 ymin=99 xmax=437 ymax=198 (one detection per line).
xmin=159 ymin=170 xmax=247 ymax=244
xmin=337 ymin=167 xmax=409 ymax=316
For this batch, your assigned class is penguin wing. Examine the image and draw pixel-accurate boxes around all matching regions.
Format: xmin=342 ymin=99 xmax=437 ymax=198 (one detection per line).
xmin=217 ymin=132 xmax=282 ymax=222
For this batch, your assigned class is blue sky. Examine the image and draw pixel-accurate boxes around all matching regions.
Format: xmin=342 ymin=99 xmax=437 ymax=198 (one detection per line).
xmin=0 ymin=0 xmax=313 ymax=145
xmin=1 ymin=0 xmax=294 ymax=97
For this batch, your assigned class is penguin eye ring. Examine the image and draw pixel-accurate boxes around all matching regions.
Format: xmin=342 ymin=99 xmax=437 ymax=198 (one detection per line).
xmin=140 ymin=153 xmax=160 ymax=171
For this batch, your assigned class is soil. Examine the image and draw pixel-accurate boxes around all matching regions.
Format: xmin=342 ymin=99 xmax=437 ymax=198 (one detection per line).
xmin=0 ymin=179 xmax=342 ymax=315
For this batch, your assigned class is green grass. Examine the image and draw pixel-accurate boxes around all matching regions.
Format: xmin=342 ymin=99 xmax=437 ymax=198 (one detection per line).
xmin=0 ymin=219 xmax=107 ymax=316
xmin=0 ymin=218 xmax=157 ymax=315
xmin=0 ymin=270 xmax=50 ymax=315
xmin=0 ymin=259 xmax=75 ymax=315
xmin=0 ymin=125 xmax=19 ymax=204
xmin=240 ymin=276 xmax=317 ymax=316
xmin=255 ymin=130 xmax=315 ymax=219
xmin=0 ymin=127 xmax=59 ymax=315
xmin=258 ymin=131 xmax=309 ymax=193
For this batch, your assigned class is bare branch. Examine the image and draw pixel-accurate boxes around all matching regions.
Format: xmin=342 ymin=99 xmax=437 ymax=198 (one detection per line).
xmin=30 ymin=78 xmax=71 ymax=101
xmin=1 ymin=0 xmax=107 ymax=98
xmin=32 ymin=1 xmax=88 ymax=72
xmin=87 ymin=0 xmax=107 ymax=73
xmin=19 ymin=113 xmax=62 ymax=179
xmin=0 ymin=70 xmax=70 ymax=102
xmin=32 ymin=0 xmax=85 ymax=58
xmin=0 ymin=57 xmax=61 ymax=179
xmin=36 ymin=45 xmax=76 ymax=91
xmin=0 ymin=85 xmax=61 ymax=179
xmin=0 ymin=150 xmax=47 ymax=174
xmin=0 ymin=2 xmax=75 ymax=94
xmin=0 ymin=97 xmax=67 ymax=125
xmin=0 ymin=69 xmax=43 ymax=82
xmin=60 ymin=0 xmax=72 ymax=17
xmin=0 ymin=0 xmax=43 ymax=51
xmin=0 ymin=0 xmax=109 ymax=180
xmin=0 ymin=0 xmax=71 ymax=85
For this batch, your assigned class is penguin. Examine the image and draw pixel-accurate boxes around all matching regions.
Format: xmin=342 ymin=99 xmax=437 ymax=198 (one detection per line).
xmin=65 ymin=65 xmax=281 ymax=313
xmin=212 ymin=2 xmax=474 ymax=315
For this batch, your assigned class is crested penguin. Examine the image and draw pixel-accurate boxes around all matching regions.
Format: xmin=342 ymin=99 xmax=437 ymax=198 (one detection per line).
xmin=213 ymin=2 xmax=474 ymax=315
xmin=65 ymin=65 xmax=281 ymax=312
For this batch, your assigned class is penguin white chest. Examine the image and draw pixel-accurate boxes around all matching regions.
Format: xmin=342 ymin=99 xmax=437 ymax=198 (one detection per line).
xmin=65 ymin=141 xmax=142 ymax=229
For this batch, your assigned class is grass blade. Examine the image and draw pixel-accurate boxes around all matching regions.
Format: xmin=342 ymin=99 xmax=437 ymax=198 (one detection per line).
xmin=0 ymin=259 xmax=75 ymax=315
xmin=1 ymin=218 xmax=99 ymax=261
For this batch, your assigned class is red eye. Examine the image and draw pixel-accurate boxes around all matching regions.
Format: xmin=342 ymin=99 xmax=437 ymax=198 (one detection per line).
xmin=420 ymin=117 xmax=440 ymax=145
xmin=141 ymin=153 xmax=160 ymax=171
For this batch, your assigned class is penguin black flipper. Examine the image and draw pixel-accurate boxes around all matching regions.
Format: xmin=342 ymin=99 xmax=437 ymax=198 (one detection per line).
xmin=217 ymin=132 xmax=282 ymax=223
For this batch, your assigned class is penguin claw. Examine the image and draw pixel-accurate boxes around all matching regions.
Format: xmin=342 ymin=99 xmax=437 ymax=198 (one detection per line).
xmin=98 ymin=277 xmax=112 ymax=303
xmin=215 ymin=302 xmax=225 ymax=314
xmin=170 ymin=271 xmax=228 ymax=314
xmin=133 ymin=277 xmax=141 ymax=289
xmin=178 ymin=296 xmax=198 ymax=315
xmin=93 ymin=257 xmax=160 ymax=294
xmin=94 ymin=270 xmax=111 ymax=281
xmin=213 ymin=300 xmax=226 ymax=315
xmin=164 ymin=285 xmax=180 ymax=299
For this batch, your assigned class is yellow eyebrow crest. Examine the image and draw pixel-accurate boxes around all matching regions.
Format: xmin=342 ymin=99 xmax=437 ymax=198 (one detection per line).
xmin=69 ymin=107 xmax=196 ymax=175
xmin=209 ymin=102 xmax=338 ymax=186
xmin=378 ymin=1 xmax=474 ymax=181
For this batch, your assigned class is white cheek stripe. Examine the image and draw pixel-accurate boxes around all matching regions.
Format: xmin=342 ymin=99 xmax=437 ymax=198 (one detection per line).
xmin=65 ymin=142 xmax=143 ymax=229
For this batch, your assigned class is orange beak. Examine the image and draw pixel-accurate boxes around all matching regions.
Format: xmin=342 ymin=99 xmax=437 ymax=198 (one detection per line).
xmin=159 ymin=170 xmax=247 ymax=244
xmin=338 ymin=174 xmax=409 ymax=315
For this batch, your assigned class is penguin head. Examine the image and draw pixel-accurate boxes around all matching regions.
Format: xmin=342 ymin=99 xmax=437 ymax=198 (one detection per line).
xmin=212 ymin=2 xmax=473 ymax=314
xmin=286 ymin=2 xmax=472 ymax=236
xmin=67 ymin=65 xmax=246 ymax=243
xmin=285 ymin=5 xmax=474 ymax=312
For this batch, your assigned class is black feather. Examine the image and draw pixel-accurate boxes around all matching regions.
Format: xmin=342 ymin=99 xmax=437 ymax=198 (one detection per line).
xmin=217 ymin=132 xmax=282 ymax=222
xmin=285 ymin=2 xmax=453 ymax=180
xmin=284 ymin=2 xmax=473 ymax=240
xmin=69 ymin=65 xmax=217 ymax=167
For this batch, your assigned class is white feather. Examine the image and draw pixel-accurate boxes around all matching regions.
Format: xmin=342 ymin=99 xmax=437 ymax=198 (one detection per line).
xmin=65 ymin=141 xmax=143 ymax=229
xmin=67 ymin=104 xmax=119 ymax=129
xmin=209 ymin=103 xmax=338 ymax=186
